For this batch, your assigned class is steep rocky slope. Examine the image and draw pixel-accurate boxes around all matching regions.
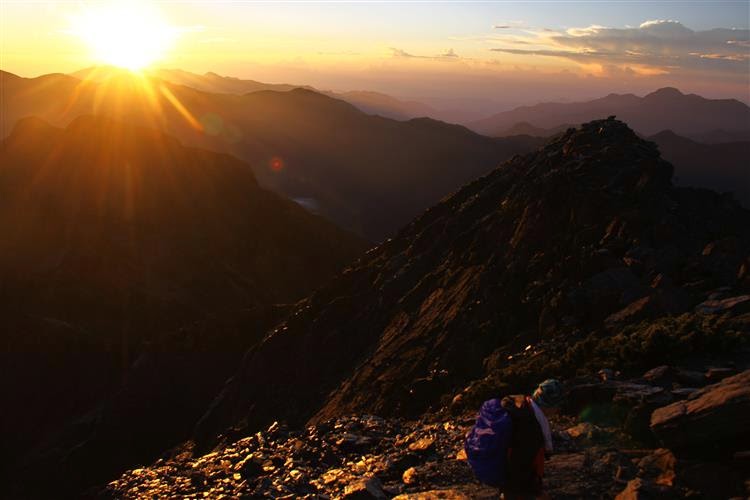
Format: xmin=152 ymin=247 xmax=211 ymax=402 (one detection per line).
xmin=194 ymin=118 xmax=750 ymax=450
xmin=0 ymin=116 xmax=366 ymax=496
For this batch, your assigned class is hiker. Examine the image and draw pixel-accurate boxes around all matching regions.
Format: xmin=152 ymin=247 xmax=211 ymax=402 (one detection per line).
xmin=464 ymin=379 xmax=564 ymax=500
xmin=501 ymin=379 xmax=563 ymax=499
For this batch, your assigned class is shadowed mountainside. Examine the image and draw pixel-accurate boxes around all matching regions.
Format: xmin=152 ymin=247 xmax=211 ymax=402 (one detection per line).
xmin=1 ymin=68 xmax=541 ymax=240
xmin=0 ymin=115 xmax=366 ymax=497
xmin=646 ymin=130 xmax=750 ymax=206
xmin=469 ymin=87 xmax=750 ymax=141
xmin=193 ymin=118 xmax=750 ymax=451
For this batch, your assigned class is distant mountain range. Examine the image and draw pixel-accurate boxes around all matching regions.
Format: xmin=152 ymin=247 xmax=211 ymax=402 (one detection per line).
xmin=74 ymin=66 xmax=436 ymax=121
xmin=0 ymin=115 xmax=366 ymax=494
xmin=469 ymin=87 xmax=750 ymax=143
xmin=1 ymin=68 xmax=541 ymax=240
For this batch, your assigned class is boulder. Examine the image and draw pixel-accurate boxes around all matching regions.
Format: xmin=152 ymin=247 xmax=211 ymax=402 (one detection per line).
xmin=605 ymin=296 xmax=661 ymax=327
xmin=695 ymin=295 xmax=750 ymax=314
xmin=336 ymin=433 xmax=374 ymax=453
xmin=393 ymin=487 xmax=497 ymax=499
xmin=343 ymin=476 xmax=387 ymax=499
xmin=642 ymin=365 xmax=671 ymax=384
xmin=565 ymin=422 xmax=613 ymax=444
xmin=407 ymin=437 xmax=435 ymax=454
xmin=705 ymin=367 xmax=737 ymax=383
xmin=402 ymin=467 xmax=418 ymax=485
xmin=613 ymin=383 xmax=672 ymax=407
xmin=650 ymin=369 xmax=750 ymax=450
xmin=641 ymin=365 xmax=705 ymax=389
xmin=636 ymin=448 xmax=676 ymax=486
xmin=615 ymin=478 xmax=676 ymax=500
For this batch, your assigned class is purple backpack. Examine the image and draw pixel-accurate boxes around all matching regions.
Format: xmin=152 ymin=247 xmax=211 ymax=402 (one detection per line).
xmin=464 ymin=398 xmax=513 ymax=487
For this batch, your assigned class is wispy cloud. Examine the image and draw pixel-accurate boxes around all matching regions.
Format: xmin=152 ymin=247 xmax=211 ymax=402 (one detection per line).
xmin=390 ymin=47 xmax=425 ymax=59
xmin=439 ymin=48 xmax=459 ymax=58
xmin=390 ymin=47 xmax=462 ymax=60
xmin=490 ymin=20 xmax=750 ymax=77
xmin=493 ymin=20 xmax=526 ymax=29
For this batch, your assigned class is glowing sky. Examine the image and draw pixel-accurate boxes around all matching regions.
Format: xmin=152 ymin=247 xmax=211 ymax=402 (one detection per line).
xmin=2 ymin=1 xmax=748 ymax=108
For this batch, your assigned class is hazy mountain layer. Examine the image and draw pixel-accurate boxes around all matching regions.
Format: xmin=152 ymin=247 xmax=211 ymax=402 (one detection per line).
xmin=1 ymin=69 xmax=541 ymax=240
xmin=469 ymin=87 xmax=750 ymax=140
xmin=147 ymin=69 xmax=437 ymax=121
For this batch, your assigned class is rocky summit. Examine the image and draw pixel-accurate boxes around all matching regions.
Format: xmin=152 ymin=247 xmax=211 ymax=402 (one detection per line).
xmin=102 ymin=117 xmax=750 ymax=498
xmin=193 ymin=117 xmax=749 ymax=442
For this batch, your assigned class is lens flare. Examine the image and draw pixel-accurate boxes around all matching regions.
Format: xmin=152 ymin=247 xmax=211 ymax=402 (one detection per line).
xmin=270 ymin=157 xmax=284 ymax=172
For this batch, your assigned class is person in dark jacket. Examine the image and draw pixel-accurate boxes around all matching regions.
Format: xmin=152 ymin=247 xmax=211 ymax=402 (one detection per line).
xmin=501 ymin=379 xmax=563 ymax=500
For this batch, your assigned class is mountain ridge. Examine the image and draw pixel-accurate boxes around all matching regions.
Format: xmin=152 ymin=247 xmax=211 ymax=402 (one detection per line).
xmin=469 ymin=87 xmax=750 ymax=140
xmin=2 ymin=68 xmax=543 ymax=240
xmin=191 ymin=117 xmax=750 ymax=453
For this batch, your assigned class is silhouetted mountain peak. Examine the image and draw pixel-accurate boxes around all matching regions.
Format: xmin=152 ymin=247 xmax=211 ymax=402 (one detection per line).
xmin=646 ymin=87 xmax=684 ymax=99
xmin=522 ymin=117 xmax=671 ymax=194
xmin=648 ymin=129 xmax=683 ymax=140
xmin=0 ymin=69 xmax=21 ymax=81
xmin=204 ymin=71 xmax=232 ymax=79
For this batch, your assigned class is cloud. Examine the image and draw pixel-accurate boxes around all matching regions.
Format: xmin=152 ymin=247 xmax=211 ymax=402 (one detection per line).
xmin=390 ymin=47 xmax=462 ymax=61
xmin=389 ymin=47 xmax=425 ymax=58
xmin=494 ymin=20 xmax=525 ymax=29
xmin=490 ymin=20 xmax=750 ymax=78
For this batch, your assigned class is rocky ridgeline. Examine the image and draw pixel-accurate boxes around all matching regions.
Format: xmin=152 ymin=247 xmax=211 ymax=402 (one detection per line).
xmin=107 ymin=118 xmax=750 ymax=498
xmin=107 ymin=367 xmax=750 ymax=498
xmin=194 ymin=117 xmax=749 ymax=445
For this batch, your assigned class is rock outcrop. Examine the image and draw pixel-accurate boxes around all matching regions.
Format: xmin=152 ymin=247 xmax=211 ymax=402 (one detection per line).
xmin=101 ymin=118 xmax=750 ymax=499
xmin=650 ymin=369 xmax=750 ymax=451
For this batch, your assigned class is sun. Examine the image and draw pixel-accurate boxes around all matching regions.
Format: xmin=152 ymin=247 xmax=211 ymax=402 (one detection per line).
xmin=71 ymin=1 xmax=177 ymax=71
